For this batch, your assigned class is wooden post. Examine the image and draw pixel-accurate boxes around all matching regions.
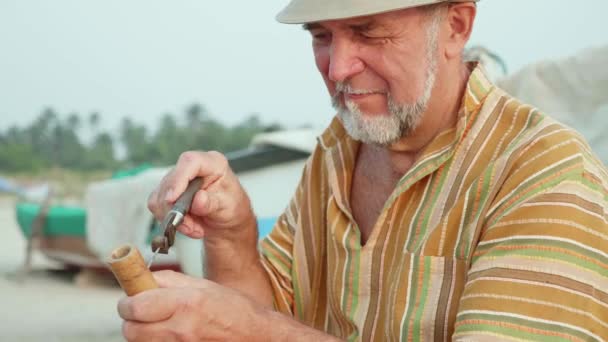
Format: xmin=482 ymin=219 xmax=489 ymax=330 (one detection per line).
xmin=17 ymin=190 xmax=53 ymax=282
xmin=107 ymin=244 xmax=158 ymax=296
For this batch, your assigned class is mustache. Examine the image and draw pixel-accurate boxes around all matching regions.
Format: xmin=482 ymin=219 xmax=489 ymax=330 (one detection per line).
xmin=332 ymin=82 xmax=387 ymax=110
xmin=335 ymin=82 xmax=386 ymax=95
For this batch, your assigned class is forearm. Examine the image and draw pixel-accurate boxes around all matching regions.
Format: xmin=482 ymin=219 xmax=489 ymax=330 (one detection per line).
xmin=203 ymin=218 xmax=274 ymax=308
xmin=267 ymin=310 xmax=342 ymax=342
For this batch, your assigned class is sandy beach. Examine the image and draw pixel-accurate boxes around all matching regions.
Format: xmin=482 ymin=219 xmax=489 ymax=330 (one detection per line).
xmin=0 ymin=197 xmax=125 ymax=341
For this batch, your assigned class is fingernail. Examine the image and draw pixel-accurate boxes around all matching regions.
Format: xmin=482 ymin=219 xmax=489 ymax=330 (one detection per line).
xmin=165 ymin=189 xmax=174 ymax=202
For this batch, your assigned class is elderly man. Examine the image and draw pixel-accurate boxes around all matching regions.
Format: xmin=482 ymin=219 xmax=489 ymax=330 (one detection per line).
xmin=118 ymin=0 xmax=608 ymax=340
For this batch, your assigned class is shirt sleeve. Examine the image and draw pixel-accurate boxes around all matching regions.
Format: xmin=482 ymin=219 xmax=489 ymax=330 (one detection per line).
xmin=258 ymin=159 xmax=310 ymax=316
xmin=453 ymin=164 xmax=608 ymax=340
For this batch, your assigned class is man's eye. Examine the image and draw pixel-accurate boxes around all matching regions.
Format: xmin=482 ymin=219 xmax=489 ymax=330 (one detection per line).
xmin=312 ymin=33 xmax=331 ymax=43
xmin=358 ymin=32 xmax=386 ymax=44
xmin=359 ymin=33 xmax=378 ymax=40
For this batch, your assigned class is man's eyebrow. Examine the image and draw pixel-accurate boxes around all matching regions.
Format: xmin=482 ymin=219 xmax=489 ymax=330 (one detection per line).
xmin=349 ymin=21 xmax=376 ymax=32
xmin=302 ymin=23 xmax=322 ymax=31
xmin=302 ymin=20 xmax=379 ymax=32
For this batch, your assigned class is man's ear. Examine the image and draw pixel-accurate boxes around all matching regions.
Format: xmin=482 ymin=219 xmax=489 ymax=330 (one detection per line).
xmin=443 ymin=3 xmax=476 ymax=60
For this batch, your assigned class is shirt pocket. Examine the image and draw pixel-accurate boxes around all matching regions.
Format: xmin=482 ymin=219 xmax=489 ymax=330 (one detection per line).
xmin=381 ymin=253 xmax=467 ymax=342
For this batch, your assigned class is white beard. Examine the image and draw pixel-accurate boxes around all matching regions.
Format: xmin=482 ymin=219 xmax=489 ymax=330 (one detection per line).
xmin=332 ymin=17 xmax=440 ymax=146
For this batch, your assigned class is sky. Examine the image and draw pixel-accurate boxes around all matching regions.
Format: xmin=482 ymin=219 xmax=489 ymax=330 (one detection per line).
xmin=1 ymin=0 xmax=607 ymax=134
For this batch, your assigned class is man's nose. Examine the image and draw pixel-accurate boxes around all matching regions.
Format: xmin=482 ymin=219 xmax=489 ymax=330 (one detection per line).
xmin=327 ymin=38 xmax=365 ymax=83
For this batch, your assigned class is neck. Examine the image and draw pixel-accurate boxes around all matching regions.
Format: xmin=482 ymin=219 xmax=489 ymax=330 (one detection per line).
xmin=384 ymin=62 xmax=471 ymax=174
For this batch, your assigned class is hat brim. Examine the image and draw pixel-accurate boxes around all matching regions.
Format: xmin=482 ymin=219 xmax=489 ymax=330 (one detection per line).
xmin=276 ymin=0 xmax=478 ymax=24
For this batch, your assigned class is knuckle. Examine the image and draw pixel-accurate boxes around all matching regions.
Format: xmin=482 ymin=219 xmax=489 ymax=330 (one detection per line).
xmin=173 ymin=307 xmax=208 ymax=342
xmin=178 ymin=151 xmax=199 ymax=164
xmin=207 ymin=150 xmax=229 ymax=168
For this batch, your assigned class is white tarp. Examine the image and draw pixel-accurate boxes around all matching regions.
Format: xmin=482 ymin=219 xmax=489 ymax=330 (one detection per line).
xmin=84 ymin=167 xmax=177 ymax=264
xmin=497 ymin=45 xmax=608 ymax=163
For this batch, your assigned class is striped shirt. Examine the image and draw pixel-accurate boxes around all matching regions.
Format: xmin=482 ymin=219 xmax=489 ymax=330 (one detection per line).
xmin=259 ymin=65 xmax=608 ymax=341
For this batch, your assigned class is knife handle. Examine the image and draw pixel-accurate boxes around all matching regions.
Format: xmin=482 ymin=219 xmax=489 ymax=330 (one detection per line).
xmin=173 ymin=177 xmax=204 ymax=214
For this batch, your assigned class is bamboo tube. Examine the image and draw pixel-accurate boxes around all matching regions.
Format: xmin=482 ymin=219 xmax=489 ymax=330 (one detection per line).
xmin=107 ymin=244 xmax=158 ymax=296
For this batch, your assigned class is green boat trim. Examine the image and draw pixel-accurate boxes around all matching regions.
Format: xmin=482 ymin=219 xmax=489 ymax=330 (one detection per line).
xmin=16 ymin=202 xmax=87 ymax=238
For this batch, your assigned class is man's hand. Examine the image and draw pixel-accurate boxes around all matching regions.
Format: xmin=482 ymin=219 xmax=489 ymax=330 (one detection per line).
xmin=147 ymin=151 xmax=257 ymax=243
xmin=118 ymin=271 xmax=271 ymax=341
xmin=148 ymin=150 xmax=273 ymax=308
xmin=118 ymin=271 xmax=341 ymax=342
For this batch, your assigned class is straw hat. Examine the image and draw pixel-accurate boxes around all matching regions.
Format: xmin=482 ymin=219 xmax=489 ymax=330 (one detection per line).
xmin=277 ymin=0 xmax=479 ymax=24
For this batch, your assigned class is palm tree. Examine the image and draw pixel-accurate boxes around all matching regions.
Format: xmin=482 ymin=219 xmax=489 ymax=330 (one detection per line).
xmin=88 ymin=112 xmax=100 ymax=131
xmin=67 ymin=113 xmax=81 ymax=131
xmin=185 ymin=103 xmax=206 ymax=128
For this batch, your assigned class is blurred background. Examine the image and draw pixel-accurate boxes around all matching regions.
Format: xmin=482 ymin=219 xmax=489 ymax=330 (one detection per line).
xmin=1 ymin=0 xmax=607 ymax=176
xmin=0 ymin=0 xmax=607 ymax=341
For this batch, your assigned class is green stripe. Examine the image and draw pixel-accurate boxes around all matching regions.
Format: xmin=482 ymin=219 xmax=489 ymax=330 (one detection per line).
xmin=473 ymin=246 xmax=607 ymax=275
xmin=462 ymin=165 xmax=499 ymax=258
xmin=292 ymin=264 xmax=304 ymax=318
xmin=513 ymin=157 xmax=581 ymax=200
xmin=388 ymin=145 xmax=455 ymax=209
xmin=410 ymin=158 xmax=454 ymax=252
xmin=261 ymin=239 xmax=293 ymax=266
xmin=263 ymin=252 xmax=290 ymax=275
xmin=407 ymin=171 xmax=438 ymax=251
xmin=500 ymin=108 xmax=544 ymax=158
xmin=580 ymin=176 xmax=608 ymax=202
xmin=488 ymin=159 xmax=581 ymax=227
xmin=349 ymin=240 xmax=361 ymax=319
xmin=455 ymin=323 xmax=573 ymax=342
xmin=401 ymin=255 xmax=421 ymax=337
xmin=456 ymin=312 xmax=596 ymax=341
xmin=346 ymin=224 xmax=361 ymax=342
xmin=470 ymin=71 xmax=489 ymax=97
xmin=340 ymin=225 xmax=358 ymax=318
xmin=476 ymin=238 xmax=608 ymax=265
xmin=458 ymin=173 xmax=479 ymax=258
xmin=412 ymin=257 xmax=433 ymax=341
xmin=340 ymin=247 xmax=352 ymax=313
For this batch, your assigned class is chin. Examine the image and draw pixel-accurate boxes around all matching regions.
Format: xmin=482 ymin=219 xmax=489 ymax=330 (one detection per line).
xmin=355 ymin=103 xmax=389 ymax=116
xmin=359 ymin=110 xmax=390 ymax=118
